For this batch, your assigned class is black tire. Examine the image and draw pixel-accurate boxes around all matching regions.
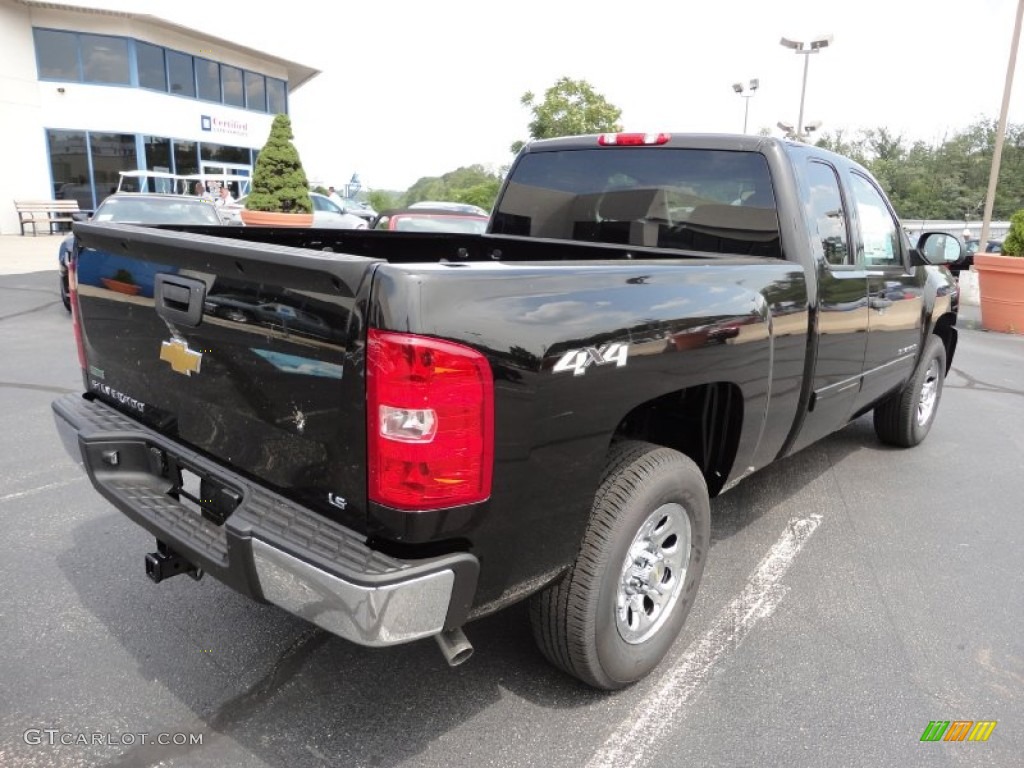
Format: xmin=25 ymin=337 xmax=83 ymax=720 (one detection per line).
xmin=529 ymin=440 xmax=710 ymax=690
xmin=873 ymin=335 xmax=946 ymax=447
xmin=59 ymin=271 xmax=71 ymax=312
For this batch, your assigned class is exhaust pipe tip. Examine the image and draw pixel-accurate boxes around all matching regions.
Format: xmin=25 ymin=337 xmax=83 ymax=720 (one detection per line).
xmin=435 ymin=628 xmax=473 ymax=667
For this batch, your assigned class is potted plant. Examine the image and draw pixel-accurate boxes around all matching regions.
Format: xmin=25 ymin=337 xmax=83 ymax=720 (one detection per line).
xmin=975 ymin=209 xmax=1024 ymax=334
xmin=240 ymin=114 xmax=314 ymax=227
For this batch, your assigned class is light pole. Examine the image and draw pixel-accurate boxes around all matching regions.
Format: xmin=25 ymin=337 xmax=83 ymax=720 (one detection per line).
xmin=780 ymin=35 xmax=832 ymax=137
xmin=979 ymin=0 xmax=1024 ymax=251
xmin=731 ymin=78 xmax=759 ymax=133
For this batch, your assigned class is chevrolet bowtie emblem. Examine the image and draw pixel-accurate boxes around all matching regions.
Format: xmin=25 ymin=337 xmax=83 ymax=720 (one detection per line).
xmin=160 ymin=339 xmax=203 ymax=376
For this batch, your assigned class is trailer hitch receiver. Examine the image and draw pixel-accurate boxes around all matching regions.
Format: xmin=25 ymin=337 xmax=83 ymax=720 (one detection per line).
xmin=145 ymin=540 xmax=203 ymax=583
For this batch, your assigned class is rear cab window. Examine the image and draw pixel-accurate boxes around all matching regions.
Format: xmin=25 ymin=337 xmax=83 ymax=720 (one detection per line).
xmin=492 ymin=147 xmax=781 ymax=257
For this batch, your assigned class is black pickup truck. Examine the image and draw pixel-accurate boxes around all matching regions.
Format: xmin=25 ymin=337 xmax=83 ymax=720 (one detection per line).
xmin=53 ymin=133 xmax=960 ymax=689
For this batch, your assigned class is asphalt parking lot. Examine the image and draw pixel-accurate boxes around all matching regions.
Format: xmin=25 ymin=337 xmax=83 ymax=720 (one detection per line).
xmin=1 ymin=238 xmax=1021 ymax=768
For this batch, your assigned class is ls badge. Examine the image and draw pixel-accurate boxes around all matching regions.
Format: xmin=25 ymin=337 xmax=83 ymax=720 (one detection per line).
xmin=160 ymin=339 xmax=203 ymax=376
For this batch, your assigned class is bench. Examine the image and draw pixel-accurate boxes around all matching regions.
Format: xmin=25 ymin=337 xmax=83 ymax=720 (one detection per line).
xmin=14 ymin=200 xmax=87 ymax=236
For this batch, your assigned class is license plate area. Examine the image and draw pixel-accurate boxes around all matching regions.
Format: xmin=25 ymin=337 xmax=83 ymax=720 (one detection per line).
xmin=163 ymin=454 xmax=242 ymax=526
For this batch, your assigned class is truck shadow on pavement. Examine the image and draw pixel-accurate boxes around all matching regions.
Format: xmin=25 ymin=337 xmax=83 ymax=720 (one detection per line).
xmin=708 ymin=414 xmax=876 ymax=542
xmin=57 ymin=417 xmax=883 ymax=768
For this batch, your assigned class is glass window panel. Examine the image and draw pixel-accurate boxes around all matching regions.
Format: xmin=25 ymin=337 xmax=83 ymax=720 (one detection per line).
xmin=221 ymin=64 xmax=244 ymax=107
xmin=173 ymin=140 xmax=199 ymax=177
xmin=35 ymin=29 xmax=80 ymax=80
xmin=804 ymin=161 xmax=850 ymax=267
xmin=267 ymin=77 xmax=287 ymax=114
xmin=196 ymin=58 xmax=220 ymax=102
xmin=850 ymin=173 xmax=901 ymax=267
xmin=90 ymin=133 xmax=139 ymax=203
xmin=143 ymin=136 xmax=173 ymax=192
xmin=136 ymin=41 xmax=166 ymax=91
xmin=200 ymin=142 xmax=251 ymax=164
xmin=245 ymin=71 xmax=266 ymax=111
xmin=81 ymin=34 xmax=129 ymax=84
xmin=167 ymin=50 xmax=195 ymax=97
xmin=491 ymin=147 xmax=780 ymax=257
xmin=48 ymin=130 xmax=92 ymax=210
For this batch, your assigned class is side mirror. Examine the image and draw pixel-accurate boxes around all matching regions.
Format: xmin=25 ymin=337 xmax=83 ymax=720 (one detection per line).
xmin=71 ymin=212 xmax=90 ymax=222
xmin=915 ymin=232 xmax=963 ymax=266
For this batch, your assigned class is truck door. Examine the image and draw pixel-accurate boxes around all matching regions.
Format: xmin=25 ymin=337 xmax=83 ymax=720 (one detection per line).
xmin=789 ymin=159 xmax=870 ymax=453
xmin=845 ymin=171 xmax=924 ymax=410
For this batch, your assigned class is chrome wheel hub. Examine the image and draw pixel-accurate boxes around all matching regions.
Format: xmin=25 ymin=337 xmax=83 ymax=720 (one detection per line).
xmin=616 ymin=503 xmax=691 ymax=644
xmin=917 ymin=359 xmax=940 ymax=427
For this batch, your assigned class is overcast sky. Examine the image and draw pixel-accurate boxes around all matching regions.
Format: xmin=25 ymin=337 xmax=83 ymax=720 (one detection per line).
xmin=91 ymin=0 xmax=1021 ymax=191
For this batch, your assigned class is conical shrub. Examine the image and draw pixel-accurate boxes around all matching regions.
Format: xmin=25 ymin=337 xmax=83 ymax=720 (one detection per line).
xmin=245 ymin=114 xmax=312 ymax=214
xmin=1002 ymin=209 xmax=1024 ymax=256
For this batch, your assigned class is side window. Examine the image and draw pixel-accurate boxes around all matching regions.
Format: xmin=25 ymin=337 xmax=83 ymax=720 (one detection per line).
xmin=849 ymin=173 xmax=901 ymax=267
xmin=311 ymin=195 xmax=328 ymax=212
xmin=804 ymin=161 xmax=850 ymax=266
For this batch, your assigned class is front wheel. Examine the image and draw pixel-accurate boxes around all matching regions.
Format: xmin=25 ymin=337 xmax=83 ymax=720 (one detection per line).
xmin=530 ymin=441 xmax=710 ymax=690
xmin=873 ymin=335 xmax=946 ymax=447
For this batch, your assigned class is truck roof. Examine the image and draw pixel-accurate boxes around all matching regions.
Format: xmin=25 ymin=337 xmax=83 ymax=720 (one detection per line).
xmin=519 ymin=132 xmax=867 ymax=178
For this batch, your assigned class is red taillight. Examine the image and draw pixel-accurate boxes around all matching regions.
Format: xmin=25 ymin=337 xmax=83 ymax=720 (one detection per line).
xmin=367 ymin=330 xmax=494 ymax=511
xmin=69 ymin=254 xmax=86 ymax=370
xmin=598 ymin=132 xmax=671 ymax=146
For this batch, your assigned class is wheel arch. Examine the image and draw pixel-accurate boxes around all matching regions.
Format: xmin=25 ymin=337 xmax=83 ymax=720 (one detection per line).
xmin=610 ymin=381 xmax=744 ymax=497
xmin=931 ymin=312 xmax=958 ymax=374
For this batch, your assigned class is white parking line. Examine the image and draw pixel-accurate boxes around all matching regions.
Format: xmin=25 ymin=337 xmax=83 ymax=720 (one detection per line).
xmin=587 ymin=514 xmax=823 ymax=768
xmin=0 ymin=476 xmax=85 ymax=503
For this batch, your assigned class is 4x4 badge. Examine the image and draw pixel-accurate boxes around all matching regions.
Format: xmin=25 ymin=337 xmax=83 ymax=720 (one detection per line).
xmin=160 ymin=339 xmax=203 ymax=376
xmin=553 ymin=343 xmax=629 ymax=376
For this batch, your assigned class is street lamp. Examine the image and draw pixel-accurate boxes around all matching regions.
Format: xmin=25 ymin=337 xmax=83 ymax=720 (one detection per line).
xmin=779 ymin=34 xmax=833 ymax=137
xmin=777 ymin=119 xmax=822 ymax=142
xmin=731 ymin=78 xmax=759 ymax=133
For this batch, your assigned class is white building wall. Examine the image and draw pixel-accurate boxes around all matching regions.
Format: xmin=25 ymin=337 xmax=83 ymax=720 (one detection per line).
xmin=0 ymin=1 xmax=52 ymax=234
xmin=0 ymin=1 xmax=291 ymax=234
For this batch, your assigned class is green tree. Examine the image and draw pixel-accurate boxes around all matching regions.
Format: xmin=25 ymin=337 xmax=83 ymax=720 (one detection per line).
xmin=367 ymin=189 xmax=402 ymax=212
xmin=510 ymin=77 xmax=623 ymax=154
xmin=405 ymin=164 xmax=503 ymax=210
xmin=1002 ymin=209 xmax=1024 ymax=256
xmin=245 ymin=114 xmax=312 ymax=214
xmin=813 ymin=120 xmax=1024 ymax=220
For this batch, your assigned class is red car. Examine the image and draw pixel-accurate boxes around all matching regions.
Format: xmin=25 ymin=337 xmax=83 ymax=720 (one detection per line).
xmin=374 ymin=207 xmax=489 ymax=234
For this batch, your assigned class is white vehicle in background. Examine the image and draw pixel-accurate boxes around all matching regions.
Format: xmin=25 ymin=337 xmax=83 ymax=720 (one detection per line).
xmin=408 ymin=200 xmax=488 ymax=216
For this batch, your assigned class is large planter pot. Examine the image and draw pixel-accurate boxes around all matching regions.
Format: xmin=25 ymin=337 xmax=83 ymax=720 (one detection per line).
xmin=974 ymin=253 xmax=1024 ymax=334
xmin=239 ymin=209 xmax=314 ymax=227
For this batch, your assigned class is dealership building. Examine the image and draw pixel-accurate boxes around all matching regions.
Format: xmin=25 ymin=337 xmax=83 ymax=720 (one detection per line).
xmin=0 ymin=0 xmax=319 ymax=234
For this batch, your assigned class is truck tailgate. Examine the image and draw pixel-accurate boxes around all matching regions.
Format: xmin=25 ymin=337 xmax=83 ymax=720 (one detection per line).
xmin=71 ymin=222 xmax=377 ymax=531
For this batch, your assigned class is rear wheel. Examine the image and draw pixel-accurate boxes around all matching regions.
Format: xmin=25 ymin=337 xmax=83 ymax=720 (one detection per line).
xmin=530 ymin=440 xmax=710 ymax=690
xmin=59 ymin=270 xmax=70 ymax=312
xmin=873 ymin=335 xmax=946 ymax=447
